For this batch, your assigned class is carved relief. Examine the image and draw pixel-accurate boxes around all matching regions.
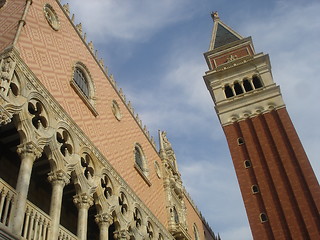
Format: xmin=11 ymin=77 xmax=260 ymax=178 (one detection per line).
xmin=0 ymin=57 xmax=16 ymax=97
xmin=43 ymin=4 xmax=60 ymax=31
xmin=0 ymin=106 xmax=12 ymax=125
xmin=28 ymin=99 xmax=48 ymax=130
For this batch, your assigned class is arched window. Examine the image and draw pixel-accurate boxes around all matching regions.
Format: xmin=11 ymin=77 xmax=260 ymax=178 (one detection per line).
xmin=135 ymin=146 xmax=143 ymax=169
xmin=252 ymin=185 xmax=259 ymax=194
xmin=134 ymin=144 xmax=148 ymax=177
xmin=71 ymin=62 xmax=97 ymax=115
xmin=224 ymin=85 xmax=234 ymax=98
xmin=234 ymin=82 xmax=244 ymax=95
xmin=193 ymin=224 xmax=200 ymax=240
xmin=243 ymin=78 xmax=253 ymax=92
xmin=244 ymin=160 xmax=252 ymax=168
xmin=252 ymin=75 xmax=263 ymax=89
xmin=260 ymin=213 xmax=268 ymax=222
xmin=237 ymin=137 xmax=244 ymax=145
xmin=73 ymin=67 xmax=89 ymax=98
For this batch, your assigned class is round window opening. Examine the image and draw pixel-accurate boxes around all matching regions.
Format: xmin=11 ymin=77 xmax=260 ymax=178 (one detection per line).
xmin=112 ymin=100 xmax=122 ymax=121
xmin=43 ymin=4 xmax=60 ymax=31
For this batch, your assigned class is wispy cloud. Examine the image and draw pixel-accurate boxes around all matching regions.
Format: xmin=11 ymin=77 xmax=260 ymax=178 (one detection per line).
xmin=64 ymin=0 xmax=196 ymax=43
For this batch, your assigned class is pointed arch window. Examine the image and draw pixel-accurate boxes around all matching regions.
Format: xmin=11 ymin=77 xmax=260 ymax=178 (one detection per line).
xmin=134 ymin=143 xmax=151 ymax=185
xmin=70 ymin=62 xmax=98 ymax=116
xmin=74 ymin=67 xmax=89 ymax=98
xmin=193 ymin=224 xmax=200 ymax=240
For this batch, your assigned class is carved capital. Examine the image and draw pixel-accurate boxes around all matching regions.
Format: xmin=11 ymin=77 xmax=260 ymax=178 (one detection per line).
xmin=73 ymin=193 xmax=94 ymax=210
xmin=47 ymin=170 xmax=70 ymax=186
xmin=95 ymin=213 xmax=113 ymax=227
xmin=113 ymin=229 xmax=130 ymax=240
xmin=17 ymin=141 xmax=42 ymax=160
xmin=0 ymin=106 xmax=12 ymax=125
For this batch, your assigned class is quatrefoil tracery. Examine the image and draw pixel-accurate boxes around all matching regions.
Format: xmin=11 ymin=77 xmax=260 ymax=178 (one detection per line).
xmin=146 ymin=221 xmax=154 ymax=239
xmin=56 ymin=129 xmax=73 ymax=156
xmin=118 ymin=192 xmax=128 ymax=216
xmin=101 ymin=175 xmax=113 ymax=199
xmin=81 ymin=153 xmax=94 ymax=180
xmin=133 ymin=208 xmax=142 ymax=229
xmin=28 ymin=100 xmax=48 ymax=129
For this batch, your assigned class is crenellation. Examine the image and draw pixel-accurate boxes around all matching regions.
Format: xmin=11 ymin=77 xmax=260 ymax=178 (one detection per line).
xmin=62 ymin=3 xmax=69 ymax=16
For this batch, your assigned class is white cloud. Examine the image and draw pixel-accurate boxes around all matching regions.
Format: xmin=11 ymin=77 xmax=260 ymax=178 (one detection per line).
xmin=63 ymin=0 xmax=196 ymax=43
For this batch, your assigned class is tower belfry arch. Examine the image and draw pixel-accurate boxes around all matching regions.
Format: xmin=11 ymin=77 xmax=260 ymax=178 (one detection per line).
xmin=203 ymin=12 xmax=320 ymax=240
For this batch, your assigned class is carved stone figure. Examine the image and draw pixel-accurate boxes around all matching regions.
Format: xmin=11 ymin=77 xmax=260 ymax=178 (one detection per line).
xmin=0 ymin=59 xmax=13 ymax=93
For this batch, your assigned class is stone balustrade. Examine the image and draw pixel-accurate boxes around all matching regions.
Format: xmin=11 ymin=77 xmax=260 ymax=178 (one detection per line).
xmin=0 ymin=178 xmax=78 ymax=240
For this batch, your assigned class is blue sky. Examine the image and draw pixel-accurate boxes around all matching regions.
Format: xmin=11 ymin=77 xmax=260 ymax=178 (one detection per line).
xmin=61 ymin=0 xmax=320 ymax=239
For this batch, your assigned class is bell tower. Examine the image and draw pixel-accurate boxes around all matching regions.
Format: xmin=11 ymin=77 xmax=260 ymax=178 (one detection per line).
xmin=203 ymin=12 xmax=320 ymax=239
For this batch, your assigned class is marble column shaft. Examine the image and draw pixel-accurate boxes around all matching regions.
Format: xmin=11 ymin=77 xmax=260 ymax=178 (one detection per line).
xmin=73 ymin=193 xmax=93 ymax=240
xmin=12 ymin=142 xmax=41 ymax=235
xmin=48 ymin=170 xmax=70 ymax=240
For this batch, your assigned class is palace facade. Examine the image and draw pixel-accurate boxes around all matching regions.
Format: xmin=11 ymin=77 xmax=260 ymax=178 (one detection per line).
xmin=0 ymin=1 xmax=218 ymax=240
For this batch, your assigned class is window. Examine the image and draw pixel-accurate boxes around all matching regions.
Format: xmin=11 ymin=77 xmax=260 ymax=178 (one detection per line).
xmin=252 ymin=75 xmax=263 ymax=89
xmin=70 ymin=62 xmax=97 ymax=116
xmin=244 ymin=160 xmax=252 ymax=168
xmin=134 ymin=143 xmax=150 ymax=183
xmin=74 ymin=67 xmax=89 ymax=98
xmin=260 ymin=213 xmax=268 ymax=223
xmin=111 ymin=100 xmax=122 ymax=121
xmin=234 ymin=82 xmax=244 ymax=95
xmin=252 ymin=185 xmax=259 ymax=194
xmin=135 ymin=146 xmax=143 ymax=169
xmin=243 ymin=78 xmax=253 ymax=92
xmin=193 ymin=224 xmax=200 ymax=240
xmin=237 ymin=137 xmax=244 ymax=145
xmin=224 ymin=85 xmax=234 ymax=98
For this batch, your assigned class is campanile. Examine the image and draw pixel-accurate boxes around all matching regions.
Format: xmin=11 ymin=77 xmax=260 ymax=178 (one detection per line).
xmin=203 ymin=12 xmax=320 ymax=239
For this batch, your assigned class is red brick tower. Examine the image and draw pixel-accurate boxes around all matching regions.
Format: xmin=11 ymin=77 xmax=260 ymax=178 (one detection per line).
xmin=203 ymin=12 xmax=320 ymax=239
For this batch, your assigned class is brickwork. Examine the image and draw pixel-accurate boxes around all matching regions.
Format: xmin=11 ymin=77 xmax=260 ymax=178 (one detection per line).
xmin=15 ymin=0 xmax=168 ymax=226
xmin=223 ymin=109 xmax=320 ymax=239
xmin=0 ymin=0 xmax=24 ymax=51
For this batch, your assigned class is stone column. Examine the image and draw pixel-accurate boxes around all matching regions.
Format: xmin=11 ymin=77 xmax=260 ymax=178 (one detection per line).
xmin=95 ymin=213 xmax=113 ymax=240
xmin=12 ymin=142 xmax=42 ymax=235
xmin=47 ymin=170 xmax=70 ymax=240
xmin=73 ymin=193 xmax=94 ymax=240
